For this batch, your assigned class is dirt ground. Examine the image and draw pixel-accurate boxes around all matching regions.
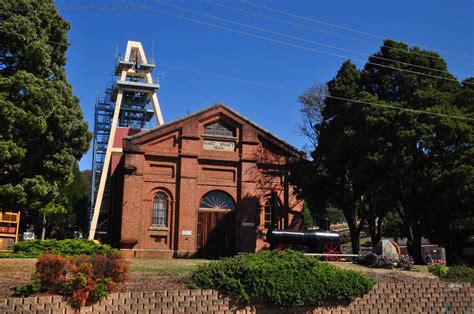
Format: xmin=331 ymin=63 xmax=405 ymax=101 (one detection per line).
xmin=0 ymin=258 xmax=438 ymax=299
xmin=330 ymin=262 xmax=440 ymax=284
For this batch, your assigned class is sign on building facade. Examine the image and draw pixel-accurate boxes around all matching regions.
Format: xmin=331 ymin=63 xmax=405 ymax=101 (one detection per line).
xmin=203 ymin=140 xmax=235 ymax=151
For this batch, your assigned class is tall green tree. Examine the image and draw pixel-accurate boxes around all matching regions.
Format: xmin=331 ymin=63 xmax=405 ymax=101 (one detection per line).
xmin=39 ymin=165 xmax=90 ymax=238
xmin=0 ymin=0 xmax=91 ymax=234
xmin=292 ymin=40 xmax=474 ymax=263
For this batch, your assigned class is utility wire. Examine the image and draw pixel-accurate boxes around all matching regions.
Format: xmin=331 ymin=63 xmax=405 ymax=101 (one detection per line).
xmin=158 ymin=64 xmax=474 ymax=122
xmin=207 ymin=0 xmax=474 ymax=68
xmin=243 ymin=0 xmax=474 ymax=60
xmin=160 ymin=63 xmax=216 ymax=104
xmin=131 ymin=1 xmax=473 ymax=86
xmin=158 ymin=0 xmax=469 ymax=77
xmin=1 ymin=27 xmax=472 ymax=122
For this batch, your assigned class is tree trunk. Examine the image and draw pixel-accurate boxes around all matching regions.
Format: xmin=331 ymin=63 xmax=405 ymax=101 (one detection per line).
xmin=365 ymin=198 xmax=383 ymax=247
xmin=346 ymin=219 xmax=361 ymax=254
xmin=406 ymin=223 xmax=423 ymax=264
xmin=41 ymin=213 xmax=47 ymax=240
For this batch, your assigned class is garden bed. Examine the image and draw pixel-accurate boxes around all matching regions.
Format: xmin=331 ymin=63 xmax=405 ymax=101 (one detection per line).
xmin=0 ymin=258 xmax=206 ymax=299
xmin=0 ymin=257 xmax=441 ymax=300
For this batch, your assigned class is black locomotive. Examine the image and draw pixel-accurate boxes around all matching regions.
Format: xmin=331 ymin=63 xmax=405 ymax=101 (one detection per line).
xmin=266 ymin=190 xmax=341 ymax=259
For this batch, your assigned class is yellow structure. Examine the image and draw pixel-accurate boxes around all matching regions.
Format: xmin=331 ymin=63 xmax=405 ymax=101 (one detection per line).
xmin=0 ymin=211 xmax=20 ymax=252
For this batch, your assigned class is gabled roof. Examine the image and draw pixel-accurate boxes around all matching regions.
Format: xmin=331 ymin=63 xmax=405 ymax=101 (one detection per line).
xmin=125 ymin=103 xmax=305 ymax=157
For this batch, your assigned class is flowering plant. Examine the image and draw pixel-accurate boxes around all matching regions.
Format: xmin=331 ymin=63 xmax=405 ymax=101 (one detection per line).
xmin=428 ymin=261 xmax=448 ymax=277
xmin=355 ymin=253 xmax=413 ymax=270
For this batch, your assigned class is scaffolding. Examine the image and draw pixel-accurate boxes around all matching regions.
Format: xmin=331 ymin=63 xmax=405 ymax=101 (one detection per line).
xmin=89 ymin=41 xmax=164 ymax=240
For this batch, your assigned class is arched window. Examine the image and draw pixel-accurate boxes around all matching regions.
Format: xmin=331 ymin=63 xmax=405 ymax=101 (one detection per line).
xmin=263 ymin=200 xmax=272 ymax=228
xmin=152 ymin=192 xmax=168 ymax=226
xmin=203 ymin=122 xmax=235 ymax=137
xmin=200 ymin=191 xmax=235 ymax=211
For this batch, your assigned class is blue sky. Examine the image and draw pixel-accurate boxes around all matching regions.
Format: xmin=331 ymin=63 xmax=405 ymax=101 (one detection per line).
xmin=55 ymin=0 xmax=474 ymax=171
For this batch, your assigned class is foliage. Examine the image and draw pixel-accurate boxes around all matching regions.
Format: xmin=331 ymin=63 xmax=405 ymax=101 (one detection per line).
xmin=190 ymin=250 xmax=375 ymax=308
xmin=15 ymin=274 xmax=41 ymax=297
xmin=35 ymin=254 xmax=69 ymax=292
xmin=355 ymin=253 xmax=413 ymax=270
xmin=397 ymin=255 xmax=414 ymax=270
xmin=0 ymin=0 xmax=91 ymax=227
xmin=302 ymin=205 xmax=314 ymax=228
xmin=428 ymin=262 xmax=448 ymax=277
xmin=443 ymin=265 xmax=474 ymax=284
xmin=381 ymin=210 xmax=404 ymax=238
xmin=16 ymin=253 xmax=127 ymax=308
xmin=428 ymin=262 xmax=474 ymax=283
xmin=92 ymin=277 xmax=114 ymax=301
xmin=291 ymin=39 xmax=474 ymax=263
xmin=326 ymin=207 xmax=346 ymax=224
xmin=13 ymin=239 xmax=117 ymax=257
xmin=40 ymin=165 xmax=90 ymax=238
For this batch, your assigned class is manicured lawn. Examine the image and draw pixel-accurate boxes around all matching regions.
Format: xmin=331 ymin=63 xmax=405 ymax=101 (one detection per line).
xmin=129 ymin=258 xmax=209 ymax=275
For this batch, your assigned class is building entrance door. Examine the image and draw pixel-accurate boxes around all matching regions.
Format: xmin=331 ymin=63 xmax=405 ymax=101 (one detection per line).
xmin=196 ymin=211 xmax=235 ymax=258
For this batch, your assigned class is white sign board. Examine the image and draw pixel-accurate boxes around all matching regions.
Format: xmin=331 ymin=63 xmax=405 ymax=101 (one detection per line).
xmin=182 ymin=230 xmax=192 ymax=236
xmin=203 ymin=140 xmax=235 ymax=152
xmin=242 ymin=222 xmax=255 ymax=227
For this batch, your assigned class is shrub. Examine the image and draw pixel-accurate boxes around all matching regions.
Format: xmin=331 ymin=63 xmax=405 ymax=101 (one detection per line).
xmin=190 ymin=250 xmax=375 ymax=308
xmin=35 ymin=254 xmax=70 ymax=292
xmin=15 ymin=274 xmax=41 ymax=297
xmin=444 ymin=266 xmax=474 ymax=284
xmin=429 ymin=264 xmax=474 ymax=283
xmin=397 ymin=255 xmax=413 ymax=270
xmin=428 ymin=262 xmax=448 ymax=278
xmin=355 ymin=253 xmax=413 ymax=270
xmin=92 ymin=277 xmax=114 ymax=301
xmin=16 ymin=253 xmax=127 ymax=308
xmin=13 ymin=239 xmax=116 ymax=257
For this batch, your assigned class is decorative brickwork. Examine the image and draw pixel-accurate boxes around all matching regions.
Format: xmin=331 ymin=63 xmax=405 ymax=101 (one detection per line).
xmin=0 ymin=283 xmax=472 ymax=313
xmin=116 ymin=104 xmax=306 ymax=258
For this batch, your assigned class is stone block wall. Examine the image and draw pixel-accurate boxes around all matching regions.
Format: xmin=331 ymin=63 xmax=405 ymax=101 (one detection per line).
xmin=0 ymin=282 xmax=471 ymax=313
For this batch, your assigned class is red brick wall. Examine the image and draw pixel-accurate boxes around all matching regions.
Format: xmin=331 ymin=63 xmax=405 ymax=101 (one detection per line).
xmin=118 ymin=105 xmax=305 ymax=258
xmin=1 ymin=283 xmax=472 ymax=313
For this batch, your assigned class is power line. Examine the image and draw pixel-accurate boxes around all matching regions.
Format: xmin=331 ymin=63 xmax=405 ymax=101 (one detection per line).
xmin=243 ymin=0 xmax=474 ymax=60
xmin=207 ymin=0 xmax=474 ymax=68
xmin=158 ymin=0 xmax=469 ymax=78
xmin=160 ymin=64 xmax=216 ymax=104
xmin=1 ymin=25 xmax=472 ymax=122
xmin=158 ymin=63 xmax=474 ymax=122
xmin=131 ymin=1 xmax=472 ymax=86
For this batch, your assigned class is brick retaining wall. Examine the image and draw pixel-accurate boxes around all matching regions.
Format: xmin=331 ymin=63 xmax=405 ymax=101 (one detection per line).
xmin=0 ymin=282 xmax=472 ymax=313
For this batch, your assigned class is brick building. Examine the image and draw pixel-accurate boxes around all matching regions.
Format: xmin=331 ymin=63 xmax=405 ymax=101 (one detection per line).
xmin=112 ymin=104 xmax=305 ymax=258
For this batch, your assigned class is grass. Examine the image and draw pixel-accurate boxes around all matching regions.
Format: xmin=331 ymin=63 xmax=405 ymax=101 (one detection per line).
xmin=331 ymin=261 xmax=434 ymax=278
xmin=129 ymin=258 xmax=209 ymax=275
xmin=0 ymin=258 xmax=209 ymax=277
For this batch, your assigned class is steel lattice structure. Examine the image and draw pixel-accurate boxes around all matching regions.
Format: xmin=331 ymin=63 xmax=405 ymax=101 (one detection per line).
xmin=88 ymin=41 xmax=164 ymax=240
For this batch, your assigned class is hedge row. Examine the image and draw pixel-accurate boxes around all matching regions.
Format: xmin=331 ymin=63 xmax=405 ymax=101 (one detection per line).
xmin=189 ymin=250 xmax=375 ymax=308
xmin=0 ymin=239 xmax=116 ymax=258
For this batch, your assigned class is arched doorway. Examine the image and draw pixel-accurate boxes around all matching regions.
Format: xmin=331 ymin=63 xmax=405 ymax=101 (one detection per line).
xmin=196 ymin=191 xmax=236 ymax=258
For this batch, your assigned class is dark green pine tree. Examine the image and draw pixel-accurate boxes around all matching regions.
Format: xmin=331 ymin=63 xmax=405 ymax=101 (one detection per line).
xmin=293 ymin=39 xmax=474 ymax=263
xmin=0 ymin=0 xmax=92 ymax=236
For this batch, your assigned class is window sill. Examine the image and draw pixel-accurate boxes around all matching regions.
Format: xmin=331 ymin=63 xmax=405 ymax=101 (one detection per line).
xmin=148 ymin=226 xmax=169 ymax=232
